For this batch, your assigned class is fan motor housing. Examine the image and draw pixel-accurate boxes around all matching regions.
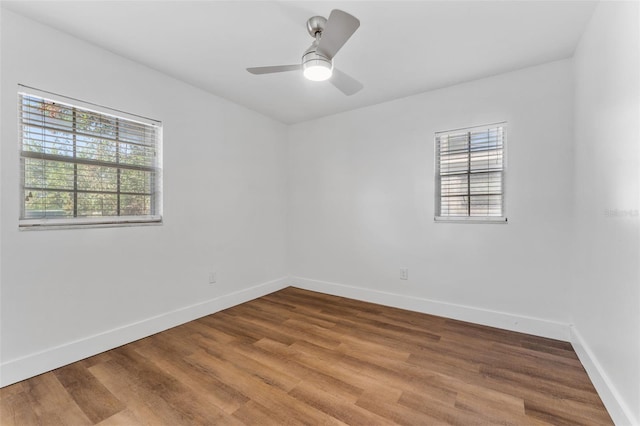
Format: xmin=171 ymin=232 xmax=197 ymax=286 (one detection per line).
xmin=302 ymin=45 xmax=332 ymax=67
xmin=306 ymin=16 xmax=327 ymax=36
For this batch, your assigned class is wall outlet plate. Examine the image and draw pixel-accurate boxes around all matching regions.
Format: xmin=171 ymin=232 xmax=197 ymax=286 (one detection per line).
xmin=400 ymin=267 xmax=408 ymax=280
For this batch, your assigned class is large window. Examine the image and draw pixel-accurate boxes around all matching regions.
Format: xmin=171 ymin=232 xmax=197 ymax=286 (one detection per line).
xmin=19 ymin=88 xmax=162 ymax=228
xmin=435 ymin=123 xmax=506 ymax=222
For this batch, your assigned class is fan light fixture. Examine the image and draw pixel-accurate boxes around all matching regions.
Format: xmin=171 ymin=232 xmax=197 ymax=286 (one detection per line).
xmin=302 ymin=49 xmax=333 ymax=81
xmin=303 ymin=60 xmax=333 ymax=81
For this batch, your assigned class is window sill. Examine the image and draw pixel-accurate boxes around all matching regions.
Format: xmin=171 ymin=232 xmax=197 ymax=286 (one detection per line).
xmin=434 ymin=216 xmax=507 ymax=224
xmin=19 ymin=215 xmax=162 ymax=231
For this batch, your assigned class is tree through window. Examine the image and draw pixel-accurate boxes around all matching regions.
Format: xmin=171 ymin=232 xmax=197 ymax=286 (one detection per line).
xmin=19 ymin=89 xmax=162 ymax=228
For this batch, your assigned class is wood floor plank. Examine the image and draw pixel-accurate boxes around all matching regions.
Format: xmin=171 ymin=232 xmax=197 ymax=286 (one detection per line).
xmin=288 ymin=340 xmax=414 ymax=397
xmin=94 ymin=409 xmax=148 ymax=426
xmin=182 ymin=317 xmax=239 ymax=344
xmin=1 ymin=388 xmax=41 ymax=426
xmin=88 ymin=361 xmax=179 ymax=425
xmin=0 ymin=287 xmax=613 ymax=425
xmin=193 ymin=336 xmax=302 ymax=393
xmin=246 ymin=338 xmax=365 ymax=403
xmin=479 ymin=363 xmax=604 ymax=405
xmin=358 ymin=390 xmax=459 ymax=426
xmin=397 ymin=389 xmax=522 ymax=426
xmin=288 ymin=381 xmax=393 ymax=425
xmin=252 ymin=297 xmax=338 ymax=329
xmin=15 ymin=373 xmax=92 ymax=426
xmin=453 ymin=386 xmax=530 ymax=425
xmin=524 ymin=397 xmax=613 ymax=426
xmin=231 ymin=399 xmax=310 ymax=426
xmin=214 ymin=311 xmax=299 ymax=346
xmin=185 ymin=348 xmax=345 ymax=425
xmin=110 ymin=347 xmax=240 ymax=425
xmin=336 ymin=337 xmax=412 ymax=364
xmin=53 ymin=363 xmax=125 ymax=423
xmin=490 ymin=340 xmax=585 ymax=370
xmin=132 ymin=338 xmax=250 ymax=414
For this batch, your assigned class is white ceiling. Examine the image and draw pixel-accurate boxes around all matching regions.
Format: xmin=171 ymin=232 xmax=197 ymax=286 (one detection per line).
xmin=3 ymin=1 xmax=597 ymax=124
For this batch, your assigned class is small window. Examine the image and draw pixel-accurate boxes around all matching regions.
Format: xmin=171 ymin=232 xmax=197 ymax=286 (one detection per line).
xmin=435 ymin=123 xmax=506 ymax=222
xmin=19 ymin=88 xmax=162 ymax=228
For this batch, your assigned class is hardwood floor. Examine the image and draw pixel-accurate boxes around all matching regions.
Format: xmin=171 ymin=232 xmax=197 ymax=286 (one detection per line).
xmin=1 ymin=287 xmax=613 ymax=425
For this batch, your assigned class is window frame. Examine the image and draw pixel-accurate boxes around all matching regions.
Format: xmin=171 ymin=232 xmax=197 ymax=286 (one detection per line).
xmin=18 ymin=86 xmax=163 ymax=229
xmin=434 ymin=122 xmax=507 ymax=224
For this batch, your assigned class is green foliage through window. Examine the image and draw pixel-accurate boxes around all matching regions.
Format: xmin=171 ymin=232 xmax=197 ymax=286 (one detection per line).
xmin=19 ymin=91 xmax=161 ymax=226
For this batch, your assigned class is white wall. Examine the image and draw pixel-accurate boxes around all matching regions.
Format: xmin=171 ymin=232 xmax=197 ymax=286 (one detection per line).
xmin=572 ymin=1 xmax=640 ymax=424
xmin=288 ymin=60 xmax=574 ymax=339
xmin=0 ymin=10 xmax=288 ymax=385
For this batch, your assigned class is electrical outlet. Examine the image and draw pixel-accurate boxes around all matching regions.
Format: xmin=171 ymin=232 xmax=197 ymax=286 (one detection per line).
xmin=400 ymin=267 xmax=408 ymax=280
xmin=209 ymin=272 xmax=217 ymax=284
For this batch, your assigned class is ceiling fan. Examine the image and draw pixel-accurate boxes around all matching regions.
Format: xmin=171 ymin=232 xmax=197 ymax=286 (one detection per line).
xmin=247 ymin=9 xmax=363 ymax=96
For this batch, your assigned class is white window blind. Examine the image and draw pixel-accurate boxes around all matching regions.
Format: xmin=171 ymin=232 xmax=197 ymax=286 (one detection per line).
xmin=435 ymin=123 xmax=506 ymax=222
xmin=19 ymin=89 xmax=162 ymax=228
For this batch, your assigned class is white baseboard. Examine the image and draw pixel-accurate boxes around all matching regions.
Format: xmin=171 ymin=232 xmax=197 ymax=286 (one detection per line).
xmin=291 ymin=276 xmax=570 ymax=341
xmin=570 ymin=326 xmax=637 ymax=426
xmin=0 ymin=276 xmax=289 ymax=387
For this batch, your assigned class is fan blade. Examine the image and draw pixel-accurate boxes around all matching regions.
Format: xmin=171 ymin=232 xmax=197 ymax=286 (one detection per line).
xmin=247 ymin=64 xmax=301 ymax=75
xmin=316 ymin=9 xmax=360 ymax=59
xmin=330 ymin=69 xmax=363 ymax=96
